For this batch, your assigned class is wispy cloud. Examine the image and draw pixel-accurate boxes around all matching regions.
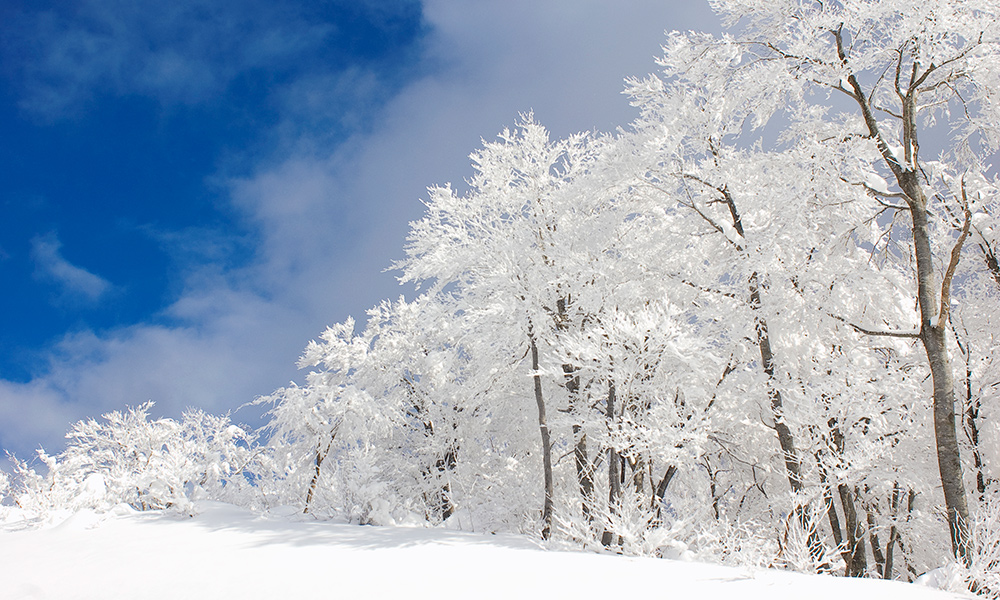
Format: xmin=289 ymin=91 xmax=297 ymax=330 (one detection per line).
xmin=272 ymin=67 xmax=389 ymax=152
xmin=30 ymin=232 xmax=113 ymax=303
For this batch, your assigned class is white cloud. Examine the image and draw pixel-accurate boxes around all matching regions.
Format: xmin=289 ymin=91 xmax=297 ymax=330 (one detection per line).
xmin=272 ymin=67 xmax=388 ymax=152
xmin=30 ymin=232 xmax=113 ymax=303
xmin=0 ymin=1 xmax=722 ymax=458
xmin=0 ymin=379 xmax=77 ymax=460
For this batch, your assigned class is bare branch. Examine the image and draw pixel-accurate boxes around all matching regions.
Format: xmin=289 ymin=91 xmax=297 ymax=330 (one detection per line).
xmin=826 ymin=311 xmax=921 ymax=339
xmin=874 ymin=104 xmax=904 ymax=119
xmin=894 ymin=44 xmax=906 ymax=101
xmin=870 ymin=58 xmax=896 ymax=107
xmin=873 ymin=197 xmax=908 ymax=211
xmin=673 ymin=174 xmax=747 ymax=251
xmin=759 ymin=40 xmax=840 ymax=70
xmin=833 ymin=27 xmax=906 ymax=179
xmin=973 ymin=231 xmax=1000 ymax=290
xmin=822 ymin=80 xmax=861 ymax=100
xmin=911 ymin=36 xmax=982 ymax=91
xmin=939 ymin=176 xmax=973 ymax=327
xmin=918 ymin=71 xmax=969 ymax=96
xmin=785 ymin=272 xmax=919 ymax=339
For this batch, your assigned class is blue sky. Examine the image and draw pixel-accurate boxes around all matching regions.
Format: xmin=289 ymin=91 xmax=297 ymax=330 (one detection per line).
xmin=0 ymin=0 xmax=718 ymax=460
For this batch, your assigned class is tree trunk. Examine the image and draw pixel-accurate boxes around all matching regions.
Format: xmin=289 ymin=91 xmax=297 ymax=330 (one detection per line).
xmin=838 ymin=484 xmax=868 ymax=576
xmin=752 ymin=285 xmax=807 ymax=495
xmin=882 ymin=483 xmax=903 ymax=580
xmin=957 ymin=342 xmax=990 ymax=500
xmin=602 ymin=382 xmax=621 ymax=547
xmin=967 ymin=394 xmax=989 ymax=500
xmin=904 ymin=176 xmax=972 ymax=564
xmin=979 ymin=240 xmax=1000 ymax=290
xmin=413 ymin=396 xmax=459 ymax=521
xmin=841 ymin=47 xmax=973 ymax=562
xmin=867 ymin=506 xmax=886 ymax=578
xmin=723 ymin=189 xmax=823 ymax=562
xmin=304 ymin=433 xmax=335 ymax=514
xmin=436 ymin=445 xmax=458 ymax=520
xmin=629 ymin=454 xmax=647 ymax=494
xmin=530 ymin=330 xmax=555 ymax=539
xmin=655 ymin=464 xmax=678 ymax=506
xmin=557 ymin=298 xmax=594 ymax=522
xmin=573 ymin=423 xmax=593 ymax=521
xmin=723 ymin=191 xmax=808 ymax=496
xmin=818 ymin=465 xmax=845 ymax=551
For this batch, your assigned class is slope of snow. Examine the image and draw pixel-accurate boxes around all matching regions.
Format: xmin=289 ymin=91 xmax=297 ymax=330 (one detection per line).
xmin=0 ymin=502 xmax=970 ymax=600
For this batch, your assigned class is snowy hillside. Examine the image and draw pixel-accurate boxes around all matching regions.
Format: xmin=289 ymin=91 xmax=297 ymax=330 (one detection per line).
xmin=0 ymin=502 xmax=968 ymax=600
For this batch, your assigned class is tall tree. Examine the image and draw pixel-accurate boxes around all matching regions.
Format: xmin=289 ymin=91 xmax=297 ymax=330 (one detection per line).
xmin=661 ymin=0 xmax=1000 ymax=563
xmin=400 ymin=117 xmax=605 ymax=537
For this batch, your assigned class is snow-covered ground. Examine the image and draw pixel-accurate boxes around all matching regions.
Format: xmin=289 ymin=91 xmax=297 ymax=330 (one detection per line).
xmin=0 ymin=502 xmax=970 ymax=600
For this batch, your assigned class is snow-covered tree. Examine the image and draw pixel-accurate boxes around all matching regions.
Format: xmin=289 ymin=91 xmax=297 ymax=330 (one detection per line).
xmin=633 ymin=0 xmax=1000 ymax=566
xmin=6 ymin=403 xmax=259 ymax=516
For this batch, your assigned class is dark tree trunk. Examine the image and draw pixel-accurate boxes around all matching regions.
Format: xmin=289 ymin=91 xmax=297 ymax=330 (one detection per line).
xmin=655 ymin=464 xmax=678 ymax=505
xmin=557 ymin=298 xmax=594 ymax=523
xmin=435 ymin=445 xmax=458 ymax=520
xmin=882 ymin=483 xmax=904 ymax=580
xmin=818 ymin=465 xmax=844 ymax=551
xmin=906 ymin=185 xmax=971 ymax=564
xmin=958 ymin=346 xmax=991 ymax=500
xmin=602 ymin=382 xmax=621 ymax=547
xmin=573 ymin=423 xmax=593 ymax=522
xmin=530 ymin=330 xmax=555 ymax=539
xmin=628 ymin=454 xmax=647 ymax=494
xmin=722 ymin=191 xmax=808 ymax=498
xmin=752 ymin=286 xmax=807 ymax=495
xmin=867 ymin=506 xmax=886 ymax=577
xmin=838 ymin=41 xmax=973 ymax=561
xmin=412 ymin=393 xmax=459 ymax=522
xmin=838 ymin=484 xmax=868 ymax=577
xmin=968 ymin=395 xmax=989 ymax=500
xmin=827 ymin=422 xmax=866 ymax=575
xmin=979 ymin=240 xmax=1000 ymax=290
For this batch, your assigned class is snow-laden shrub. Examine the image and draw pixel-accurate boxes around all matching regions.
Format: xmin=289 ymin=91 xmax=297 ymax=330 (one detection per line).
xmin=690 ymin=518 xmax=781 ymax=570
xmin=962 ymin=490 xmax=1000 ymax=598
xmin=774 ymin=507 xmax=844 ymax=574
xmin=6 ymin=403 xmax=261 ymax=519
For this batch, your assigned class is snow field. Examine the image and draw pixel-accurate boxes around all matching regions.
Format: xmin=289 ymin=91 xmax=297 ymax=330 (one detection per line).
xmin=0 ymin=502 xmax=969 ymax=600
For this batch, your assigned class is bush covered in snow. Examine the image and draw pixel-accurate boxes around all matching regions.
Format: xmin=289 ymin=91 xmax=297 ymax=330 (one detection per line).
xmin=4 ymin=403 xmax=262 ymax=517
xmin=959 ymin=490 xmax=1000 ymax=599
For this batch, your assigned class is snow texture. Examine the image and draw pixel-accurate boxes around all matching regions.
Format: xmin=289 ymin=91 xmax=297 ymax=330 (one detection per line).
xmin=0 ymin=502 xmax=969 ymax=600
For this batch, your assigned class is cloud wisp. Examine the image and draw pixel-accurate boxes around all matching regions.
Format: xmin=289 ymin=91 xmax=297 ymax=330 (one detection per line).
xmin=30 ymin=232 xmax=114 ymax=304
